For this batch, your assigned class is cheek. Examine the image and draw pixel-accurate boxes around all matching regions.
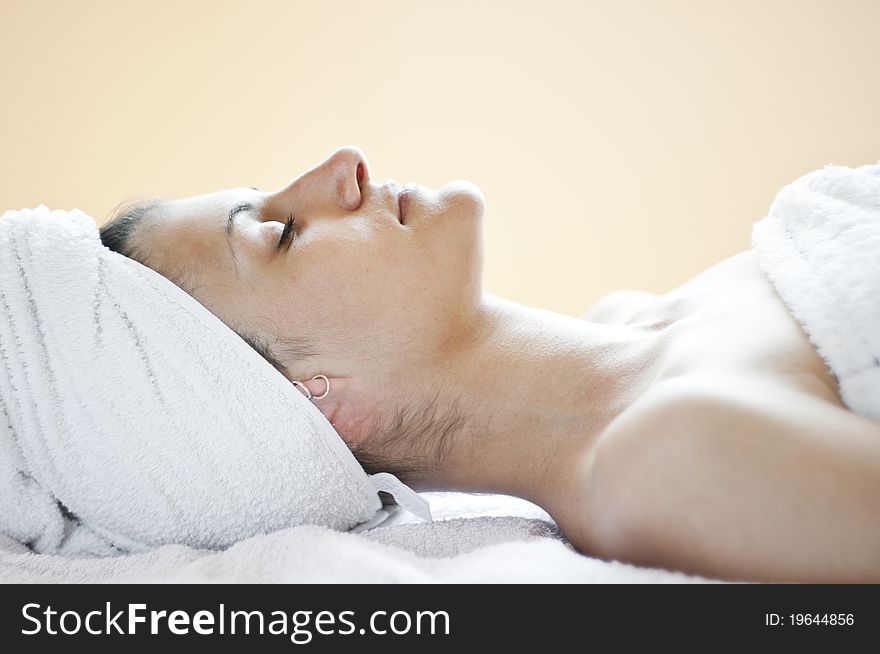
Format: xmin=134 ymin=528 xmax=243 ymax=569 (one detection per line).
xmin=283 ymin=249 xmax=431 ymax=354
xmin=281 ymin=226 xmax=481 ymax=362
xmin=278 ymin=248 xmax=401 ymax=338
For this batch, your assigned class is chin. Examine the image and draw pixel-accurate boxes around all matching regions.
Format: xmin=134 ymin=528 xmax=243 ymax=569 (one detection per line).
xmin=437 ymin=179 xmax=486 ymax=222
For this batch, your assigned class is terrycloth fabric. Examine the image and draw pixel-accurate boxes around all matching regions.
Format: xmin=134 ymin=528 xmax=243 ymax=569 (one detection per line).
xmin=0 ymin=205 xmax=429 ymax=557
xmin=752 ymin=161 xmax=880 ymax=421
xmin=0 ymin=492 xmax=714 ymax=583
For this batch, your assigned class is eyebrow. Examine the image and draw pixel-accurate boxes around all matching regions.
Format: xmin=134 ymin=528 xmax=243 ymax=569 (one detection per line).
xmin=226 ymin=202 xmax=252 ymax=235
xmin=225 ymin=203 xmax=252 ymax=278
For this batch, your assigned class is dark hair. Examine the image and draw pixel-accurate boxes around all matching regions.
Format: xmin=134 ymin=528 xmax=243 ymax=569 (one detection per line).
xmin=99 ymin=199 xmax=464 ymax=485
xmin=349 ymin=391 xmax=466 ymax=484
xmin=99 ymin=199 xmax=158 ymax=256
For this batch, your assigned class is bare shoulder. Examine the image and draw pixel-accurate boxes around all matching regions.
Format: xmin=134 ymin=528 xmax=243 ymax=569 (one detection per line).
xmin=597 ymin=374 xmax=880 ymax=451
xmin=582 ymin=249 xmax=752 ymax=320
xmin=569 ymin=374 xmax=880 ymax=571
xmin=582 ymin=374 xmax=880 ymax=509
xmin=582 ymin=289 xmax=660 ymax=324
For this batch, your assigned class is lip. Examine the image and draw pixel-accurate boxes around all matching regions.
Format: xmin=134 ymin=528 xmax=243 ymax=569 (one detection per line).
xmin=397 ymin=188 xmax=410 ymax=224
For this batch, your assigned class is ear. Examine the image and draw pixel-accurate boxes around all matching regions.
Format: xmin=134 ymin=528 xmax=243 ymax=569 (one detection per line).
xmin=292 ymin=375 xmax=381 ymax=446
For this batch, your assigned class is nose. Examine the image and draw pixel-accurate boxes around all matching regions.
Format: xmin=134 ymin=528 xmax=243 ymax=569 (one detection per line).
xmin=271 ymin=145 xmax=370 ymax=217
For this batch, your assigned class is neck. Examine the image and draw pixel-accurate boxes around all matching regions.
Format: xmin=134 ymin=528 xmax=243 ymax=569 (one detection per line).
xmin=418 ymin=293 xmax=659 ymax=510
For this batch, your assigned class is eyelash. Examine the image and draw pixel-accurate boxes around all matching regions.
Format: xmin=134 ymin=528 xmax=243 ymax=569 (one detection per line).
xmin=276 ymin=213 xmax=296 ymax=250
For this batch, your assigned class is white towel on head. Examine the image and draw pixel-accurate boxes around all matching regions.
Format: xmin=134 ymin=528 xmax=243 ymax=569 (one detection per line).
xmin=752 ymin=161 xmax=880 ymax=421
xmin=0 ymin=205 xmax=430 ymax=557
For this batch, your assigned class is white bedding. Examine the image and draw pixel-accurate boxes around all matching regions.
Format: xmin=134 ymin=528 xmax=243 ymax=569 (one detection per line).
xmin=0 ymin=492 xmax=714 ymax=583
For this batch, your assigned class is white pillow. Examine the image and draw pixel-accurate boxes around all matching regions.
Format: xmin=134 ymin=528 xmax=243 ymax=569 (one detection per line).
xmin=0 ymin=206 xmax=428 ymax=556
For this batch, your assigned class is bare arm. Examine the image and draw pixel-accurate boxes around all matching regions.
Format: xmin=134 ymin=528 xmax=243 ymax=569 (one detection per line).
xmin=579 ymin=375 xmax=880 ymax=582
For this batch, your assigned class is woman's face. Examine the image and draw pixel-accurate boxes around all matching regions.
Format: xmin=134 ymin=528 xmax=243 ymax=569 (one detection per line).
xmin=136 ymin=146 xmax=485 ymax=410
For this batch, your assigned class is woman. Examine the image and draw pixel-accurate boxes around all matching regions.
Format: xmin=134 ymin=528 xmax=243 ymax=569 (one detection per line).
xmin=100 ymin=146 xmax=880 ymax=582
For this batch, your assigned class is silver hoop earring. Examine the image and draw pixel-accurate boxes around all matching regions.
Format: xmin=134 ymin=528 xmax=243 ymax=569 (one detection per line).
xmin=291 ymin=380 xmax=312 ymax=400
xmin=310 ymin=374 xmax=330 ymax=400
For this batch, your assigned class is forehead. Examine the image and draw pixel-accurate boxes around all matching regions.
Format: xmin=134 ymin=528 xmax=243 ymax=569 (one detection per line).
xmin=145 ymin=189 xmax=248 ymax=282
xmin=165 ymin=188 xmax=247 ymax=225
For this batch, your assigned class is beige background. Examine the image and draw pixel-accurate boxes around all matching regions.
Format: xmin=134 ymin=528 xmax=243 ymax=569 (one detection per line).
xmin=2 ymin=0 xmax=878 ymax=316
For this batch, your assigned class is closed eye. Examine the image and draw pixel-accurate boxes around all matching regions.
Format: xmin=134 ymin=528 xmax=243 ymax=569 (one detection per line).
xmin=277 ymin=213 xmax=296 ymax=251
